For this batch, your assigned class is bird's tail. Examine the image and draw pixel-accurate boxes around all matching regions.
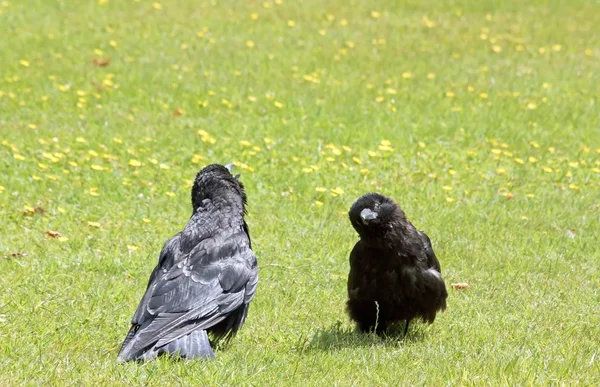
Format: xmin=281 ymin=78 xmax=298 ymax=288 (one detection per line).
xmin=117 ymin=326 xmax=215 ymax=362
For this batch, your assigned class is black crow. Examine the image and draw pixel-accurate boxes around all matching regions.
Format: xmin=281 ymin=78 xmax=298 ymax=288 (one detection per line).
xmin=117 ymin=163 xmax=258 ymax=362
xmin=346 ymin=193 xmax=447 ymax=335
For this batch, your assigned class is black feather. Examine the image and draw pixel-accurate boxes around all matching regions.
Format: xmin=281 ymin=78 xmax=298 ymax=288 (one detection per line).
xmin=117 ymin=163 xmax=258 ymax=362
xmin=346 ymin=193 xmax=447 ymax=335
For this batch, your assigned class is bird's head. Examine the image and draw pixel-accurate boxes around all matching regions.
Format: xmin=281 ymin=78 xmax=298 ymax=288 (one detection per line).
xmin=191 ymin=163 xmax=247 ymax=213
xmin=348 ymin=192 xmax=406 ymax=238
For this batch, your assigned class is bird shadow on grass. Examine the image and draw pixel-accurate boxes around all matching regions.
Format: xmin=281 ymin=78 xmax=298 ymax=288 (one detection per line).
xmin=303 ymin=321 xmax=428 ymax=352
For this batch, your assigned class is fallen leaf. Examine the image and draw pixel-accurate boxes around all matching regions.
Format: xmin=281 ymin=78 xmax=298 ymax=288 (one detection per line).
xmin=173 ymin=108 xmax=183 ymax=117
xmin=92 ymin=58 xmax=111 ymax=67
xmin=3 ymin=252 xmax=27 ymax=259
xmin=24 ymin=206 xmax=46 ymax=216
xmin=45 ymin=230 xmax=62 ymax=238
xmin=451 ymin=282 xmax=469 ymax=290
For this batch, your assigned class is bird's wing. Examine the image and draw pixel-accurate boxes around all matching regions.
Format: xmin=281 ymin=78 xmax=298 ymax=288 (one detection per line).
xmin=118 ymin=227 xmax=257 ymax=360
xmin=347 ymin=241 xmax=370 ymax=295
xmin=418 ymin=230 xmax=442 ymax=273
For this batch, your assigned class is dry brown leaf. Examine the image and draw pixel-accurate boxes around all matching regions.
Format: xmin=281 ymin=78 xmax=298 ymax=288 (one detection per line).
xmin=451 ymin=282 xmax=469 ymax=290
xmin=45 ymin=230 xmax=61 ymax=238
xmin=92 ymin=58 xmax=111 ymax=67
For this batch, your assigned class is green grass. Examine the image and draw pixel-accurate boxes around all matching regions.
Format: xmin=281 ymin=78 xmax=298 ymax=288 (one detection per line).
xmin=1 ymin=0 xmax=599 ymax=385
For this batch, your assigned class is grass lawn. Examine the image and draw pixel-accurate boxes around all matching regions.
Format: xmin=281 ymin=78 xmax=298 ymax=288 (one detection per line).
xmin=1 ymin=0 xmax=599 ymax=385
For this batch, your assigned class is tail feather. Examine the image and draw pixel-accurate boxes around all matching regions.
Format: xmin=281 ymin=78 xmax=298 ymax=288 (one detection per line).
xmin=117 ymin=328 xmax=215 ymax=362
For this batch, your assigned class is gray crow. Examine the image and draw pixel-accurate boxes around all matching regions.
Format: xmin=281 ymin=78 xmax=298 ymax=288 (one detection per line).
xmin=346 ymin=193 xmax=447 ymax=335
xmin=117 ymin=163 xmax=258 ymax=362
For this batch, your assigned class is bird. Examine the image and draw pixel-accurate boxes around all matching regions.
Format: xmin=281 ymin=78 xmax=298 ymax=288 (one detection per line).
xmin=346 ymin=192 xmax=447 ymax=336
xmin=117 ymin=163 xmax=258 ymax=362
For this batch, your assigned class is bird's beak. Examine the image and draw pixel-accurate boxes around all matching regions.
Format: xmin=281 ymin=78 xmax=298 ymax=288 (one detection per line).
xmin=360 ymin=208 xmax=378 ymax=223
xmin=224 ymin=163 xmax=234 ymax=172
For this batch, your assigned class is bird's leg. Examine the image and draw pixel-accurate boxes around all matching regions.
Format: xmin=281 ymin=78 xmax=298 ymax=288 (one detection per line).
xmin=404 ymin=320 xmax=410 ymax=336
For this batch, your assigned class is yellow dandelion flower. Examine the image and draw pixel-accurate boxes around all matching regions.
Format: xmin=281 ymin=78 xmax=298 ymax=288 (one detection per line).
xmin=32 ymin=175 xmax=41 ymax=181
xmin=375 ymin=96 xmax=385 ymax=103
xmin=128 ymin=159 xmax=142 ymax=167
xmin=152 ymin=2 xmax=161 ymax=10
xmin=91 ymin=164 xmax=104 ymax=171
xmin=250 ymin=12 xmax=259 ymax=20
xmin=287 ymin=20 xmax=296 ymax=27
xmin=491 ymin=149 xmax=501 ymax=154
xmin=526 ymin=194 xmax=535 ymax=198
xmin=87 ymin=221 xmax=101 ymax=228
xmin=159 ymin=163 xmax=170 ymax=170
xmin=240 ymin=140 xmax=252 ymax=147
xmin=402 ymin=72 xmax=413 ymax=79
xmin=528 ymin=157 xmax=537 ymax=163
xmin=166 ymin=192 xmax=175 ymax=197
xmin=568 ymin=183 xmax=579 ymax=190
xmin=367 ymin=150 xmax=379 ymax=157
xmin=552 ymin=44 xmax=561 ymax=52
xmin=315 ymin=187 xmax=327 ymax=193
xmin=342 ymin=145 xmax=352 ymax=152
xmin=445 ymin=91 xmax=455 ymax=98
xmin=360 ymin=168 xmax=369 ymax=175
xmin=274 ymin=101 xmax=284 ymax=109
xmin=352 ymin=157 xmax=362 ymax=165
xmin=427 ymin=73 xmax=436 ymax=79
xmin=491 ymin=45 xmax=502 ymax=53
xmin=448 ymin=169 xmax=457 ymax=175
xmin=446 ymin=197 xmax=454 ymax=203
xmin=127 ymin=245 xmax=138 ymax=251
xmin=109 ymin=40 xmax=117 ymax=47
xmin=76 ymin=137 xmax=87 ymax=143
xmin=514 ymin=158 xmax=525 ymax=164
xmin=521 ymin=216 xmax=529 ymax=220
xmin=13 ymin=154 xmax=25 ymax=161
xmin=314 ymin=200 xmax=323 ymax=206
xmin=479 ymin=93 xmax=488 ymax=99
xmin=370 ymin=11 xmax=380 ymax=18
xmin=331 ymin=187 xmax=344 ymax=196
xmin=19 ymin=59 xmax=30 ymax=67
xmin=442 ymin=186 xmax=453 ymax=191
xmin=58 ymin=236 xmax=69 ymax=242
xmin=142 ymin=218 xmax=151 ymax=223
xmin=527 ymin=102 xmax=537 ymax=110
xmin=246 ymin=40 xmax=255 ymax=48
xmin=568 ymin=161 xmax=579 ymax=168
xmin=302 ymin=167 xmax=313 ymax=173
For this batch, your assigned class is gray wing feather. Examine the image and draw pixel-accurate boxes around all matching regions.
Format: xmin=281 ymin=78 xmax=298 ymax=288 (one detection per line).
xmin=418 ymin=230 xmax=442 ymax=273
xmin=118 ymin=223 xmax=257 ymax=362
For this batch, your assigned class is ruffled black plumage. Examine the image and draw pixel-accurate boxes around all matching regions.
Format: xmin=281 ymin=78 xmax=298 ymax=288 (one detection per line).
xmin=117 ymin=164 xmax=258 ymax=362
xmin=346 ymin=193 xmax=447 ymax=335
